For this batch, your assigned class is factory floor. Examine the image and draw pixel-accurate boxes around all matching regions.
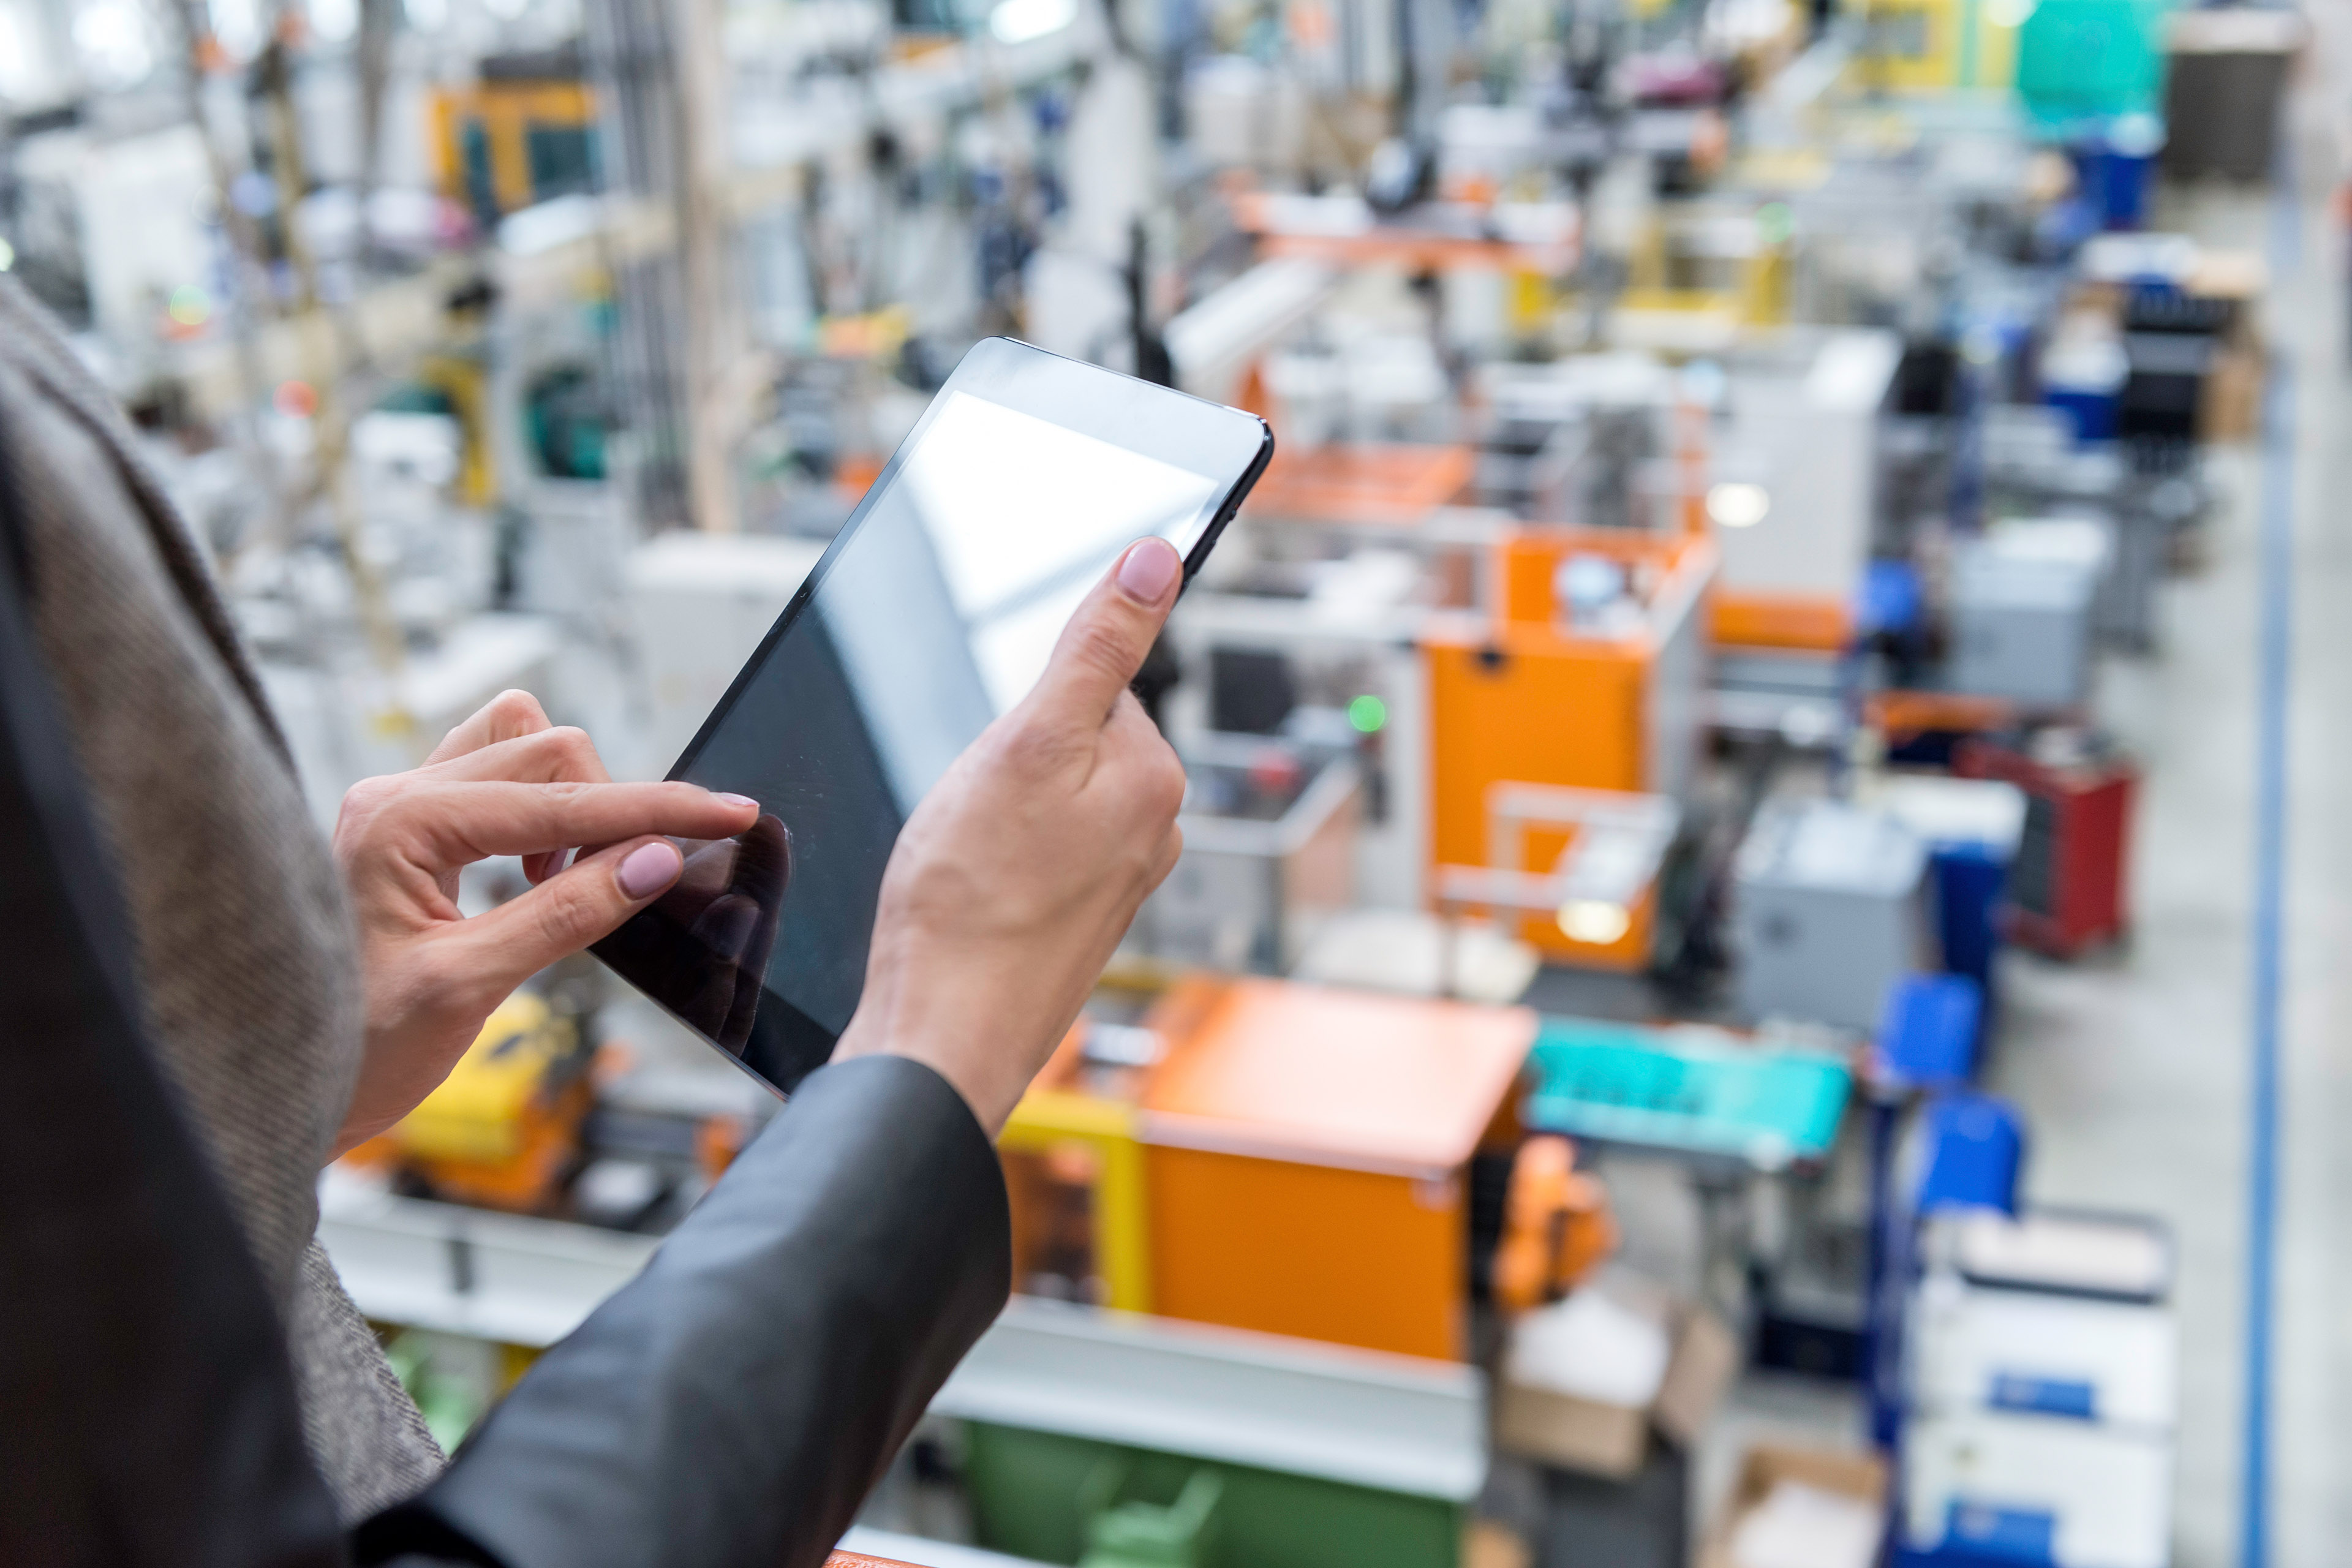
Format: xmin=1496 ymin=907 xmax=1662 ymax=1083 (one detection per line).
xmin=1661 ymin=136 xmax=2352 ymax=1567
xmin=2097 ymin=164 xmax=2352 ymax=1568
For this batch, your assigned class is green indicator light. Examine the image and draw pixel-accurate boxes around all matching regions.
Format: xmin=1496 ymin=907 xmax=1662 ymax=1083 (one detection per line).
xmin=1348 ymin=694 xmax=1387 ymax=733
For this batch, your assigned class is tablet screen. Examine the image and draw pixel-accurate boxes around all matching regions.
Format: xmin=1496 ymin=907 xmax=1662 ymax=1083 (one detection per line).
xmin=594 ymin=360 xmax=1261 ymax=1096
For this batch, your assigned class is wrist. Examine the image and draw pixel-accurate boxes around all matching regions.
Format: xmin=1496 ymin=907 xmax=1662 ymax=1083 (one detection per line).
xmin=834 ymin=1003 xmax=1020 ymax=1137
xmin=832 ymin=1011 xmax=1016 ymax=1133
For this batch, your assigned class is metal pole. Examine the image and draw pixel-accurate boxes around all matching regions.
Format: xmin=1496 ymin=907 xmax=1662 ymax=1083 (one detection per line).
xmin=674 ymin=0 xmax=740 ymax=533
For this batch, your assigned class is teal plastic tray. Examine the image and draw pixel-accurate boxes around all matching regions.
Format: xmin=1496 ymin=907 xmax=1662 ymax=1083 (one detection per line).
xmin=1523 ymin=1017 xmax=1853 ymax=1169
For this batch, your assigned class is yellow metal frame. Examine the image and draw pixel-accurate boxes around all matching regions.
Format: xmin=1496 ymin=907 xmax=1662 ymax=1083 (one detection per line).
xmin=1852 ymin=0 xmax=2021 ymax=92
xmin=429 ymin=81 xmax=597 ymax=219
xmin=1621 ymin=211 xmax=1792 ymax=331
xmin=1000 ymin=1089 xmax=1153 ymax=1313
xmin=415 ymin=345 xmax=494 ymax=506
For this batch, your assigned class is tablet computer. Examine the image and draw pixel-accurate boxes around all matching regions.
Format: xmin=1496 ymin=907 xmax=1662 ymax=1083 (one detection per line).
xmin=593 ymin=338 xmax=1273 ymax=1096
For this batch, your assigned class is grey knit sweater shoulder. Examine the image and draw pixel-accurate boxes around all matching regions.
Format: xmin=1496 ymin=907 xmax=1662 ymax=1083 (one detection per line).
xmin=0 ymin=274 xmax=444 ymax=1518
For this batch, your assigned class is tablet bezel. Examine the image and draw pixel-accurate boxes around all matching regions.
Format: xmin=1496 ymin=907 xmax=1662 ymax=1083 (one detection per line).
xmin=671 ymin=339 xmax=1272 ymax=780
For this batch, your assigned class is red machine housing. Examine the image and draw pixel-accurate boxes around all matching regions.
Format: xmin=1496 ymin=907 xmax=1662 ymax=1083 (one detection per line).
xmin=1955 ymin=738 xmax=2137 ymax=958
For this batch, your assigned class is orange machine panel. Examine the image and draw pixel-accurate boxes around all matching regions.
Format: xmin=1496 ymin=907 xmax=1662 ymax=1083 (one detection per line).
xmin=1245 ymin=443 xmax=1475 ymax=527
xmin=1230 ymin=190 xmax=1579 ymax=274
xmin=1422 ymin=527 xmax=1713 ymax=964
xmin=1145 ymin=1144 xmax=1464 ymax=1359
xmin=1495 ymin=528 xmax=1702 ymax=627
xmin=1139 ymin=979 xmax=1536 ymax=1359
xmin=1869 ymin=689 xmax=2016 ymax=745
xmin=1422 ymin=633 xmax=1650 ymax=873
xmin=1491 ymin=858 xmax=1660 ymax=972
xmin=1711 ymin=590 xmax=1850 ymax=651
xmin=1421 ymin=639 xmax=1662 ymax=967
xmin=1142 ymin=979 xmax=1536 ymax=1170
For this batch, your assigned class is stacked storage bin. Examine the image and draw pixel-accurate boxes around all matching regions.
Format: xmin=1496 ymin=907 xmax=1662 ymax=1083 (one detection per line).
xmin=1894 ymin=1210 xmax=2176 ymax=1568
xmin=1876 ymin=777 xmax=2027 ymax=1008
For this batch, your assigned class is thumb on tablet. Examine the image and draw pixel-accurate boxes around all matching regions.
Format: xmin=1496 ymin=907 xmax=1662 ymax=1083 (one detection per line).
xmin=1033 ymin=537 xmax=1183 ymax=726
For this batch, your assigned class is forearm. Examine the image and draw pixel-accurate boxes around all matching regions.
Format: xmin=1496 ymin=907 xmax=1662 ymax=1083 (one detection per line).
xmin=356 ymin=1054 xmax=1010 ymax=1568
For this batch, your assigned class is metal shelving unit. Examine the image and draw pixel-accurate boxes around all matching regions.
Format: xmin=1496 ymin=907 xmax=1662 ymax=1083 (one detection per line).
xmin=318 ymin=1175 xmax=1487 ymax=1507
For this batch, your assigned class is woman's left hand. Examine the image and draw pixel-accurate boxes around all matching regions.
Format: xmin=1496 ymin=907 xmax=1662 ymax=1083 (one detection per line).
xmin=327 ymin=690 xmax=759 ymax=1159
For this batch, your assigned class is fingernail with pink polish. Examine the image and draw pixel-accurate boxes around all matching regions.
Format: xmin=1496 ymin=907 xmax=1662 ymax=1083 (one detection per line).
xmin=1117 ymin=538 xmax=1181 ymax=603
xmin=617 ymin=840 xmax=684 ymax=899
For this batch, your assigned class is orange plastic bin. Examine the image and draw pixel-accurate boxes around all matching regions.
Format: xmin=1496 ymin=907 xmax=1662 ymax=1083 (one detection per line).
xmin=1138 ymin=978 xmax=1536 ymax=1361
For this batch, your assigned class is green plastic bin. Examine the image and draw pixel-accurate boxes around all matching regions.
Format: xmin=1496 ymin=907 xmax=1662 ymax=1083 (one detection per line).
xmin=963 ymin=1422 xmax=1461 ymax=1568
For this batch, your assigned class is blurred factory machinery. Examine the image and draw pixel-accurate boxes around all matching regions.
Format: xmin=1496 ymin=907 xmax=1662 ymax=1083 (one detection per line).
xmin=0 ymin=0 xmax=2309 ymax=1559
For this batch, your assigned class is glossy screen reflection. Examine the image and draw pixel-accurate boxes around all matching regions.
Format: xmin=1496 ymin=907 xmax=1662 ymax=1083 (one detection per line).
xmin=595 ymin=386 xmax=1230 ymax=1096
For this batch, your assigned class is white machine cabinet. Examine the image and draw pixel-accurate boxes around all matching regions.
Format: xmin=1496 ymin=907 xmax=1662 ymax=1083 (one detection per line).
xmin=1910 ymin=1280 xmax=2177 ymax=1431
xmin=1902 ymin=1410 xmax=2171 ymax=1568
xmin=625 ymin=532 xmax=827 ymax=773
xmin=1716 ymin=329 xmax=1902 ymax=605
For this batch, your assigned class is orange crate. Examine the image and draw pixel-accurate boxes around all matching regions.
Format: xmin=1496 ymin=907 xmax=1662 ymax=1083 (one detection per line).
xmin=1140 ymin=978 xmax=1533 ymax=1360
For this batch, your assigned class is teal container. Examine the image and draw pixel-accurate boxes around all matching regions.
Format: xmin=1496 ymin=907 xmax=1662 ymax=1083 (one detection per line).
xmin=2016 ymin=0 xmax=2171 ymax=129
xmin=963 ymin=1423 xmax=1462 ymax=1568
xmin=1523 ymin=1016 xmax=1853 ymax=1168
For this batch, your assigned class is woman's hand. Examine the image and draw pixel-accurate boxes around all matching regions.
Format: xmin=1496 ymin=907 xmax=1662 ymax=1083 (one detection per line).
xmin=832 ymin=537 xmax=1190 ymax=1133
xmin=593 ymin=812 xmax=791 ymax=1054
xmin=329 ymin=692 xmax=759 ymax=1158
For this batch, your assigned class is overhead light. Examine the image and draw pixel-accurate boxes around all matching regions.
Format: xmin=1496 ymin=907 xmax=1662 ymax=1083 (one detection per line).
xmin=1557 ymin=900 xmax=1630 ymax=945
xmin=0 ymin=238 xmax=13 ymax=273
xmin=1707 ymin=481 xmax=1770 ymax=529
xmin=990 ymin=0 xmax=1074 ymax=43
xmin=72 ymin=0 xmax=156 ymax=88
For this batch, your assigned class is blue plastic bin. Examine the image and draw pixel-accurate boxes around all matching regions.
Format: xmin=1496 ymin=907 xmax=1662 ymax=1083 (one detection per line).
xmin=1874 ymin=974 xmax=1985 ymax=1091
xmin=1914 ymin=1093 xmax=2026 ymax=1216
xmin=1932 ymin=843 xmax=2008 ymax=993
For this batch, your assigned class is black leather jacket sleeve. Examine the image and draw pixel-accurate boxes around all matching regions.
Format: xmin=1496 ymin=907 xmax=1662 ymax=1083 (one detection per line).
xmin=356 ymin=1054 xmax=1012 ymax=1568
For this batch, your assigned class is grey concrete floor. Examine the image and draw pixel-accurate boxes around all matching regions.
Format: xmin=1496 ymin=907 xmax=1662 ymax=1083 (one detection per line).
xmin=1988 ymin=150 xmax=2349 ymax=1568
xmin=1686 ymin=119 xmax=2352 ymax=1568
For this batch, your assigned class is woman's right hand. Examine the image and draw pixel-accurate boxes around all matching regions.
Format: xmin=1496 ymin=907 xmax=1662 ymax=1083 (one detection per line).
xmin=831 ymin=537 xmax=1191 ymax=1133
xmin=328 ymin=692 xmax=760 ymax=1158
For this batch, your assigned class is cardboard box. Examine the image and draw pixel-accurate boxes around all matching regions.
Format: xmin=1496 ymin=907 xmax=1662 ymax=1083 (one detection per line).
xmin=2199 ymin=341 xmax=2264 ymax=442
xmin=1493 ymin=1272 xmax=1740 ymax=1477
xmin=1697 ymin=1443 xmax=1887 ymax=1568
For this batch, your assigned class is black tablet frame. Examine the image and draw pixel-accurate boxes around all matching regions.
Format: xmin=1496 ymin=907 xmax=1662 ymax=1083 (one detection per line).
xmin=598 ymin=337 xmax=1273 ymax=1099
